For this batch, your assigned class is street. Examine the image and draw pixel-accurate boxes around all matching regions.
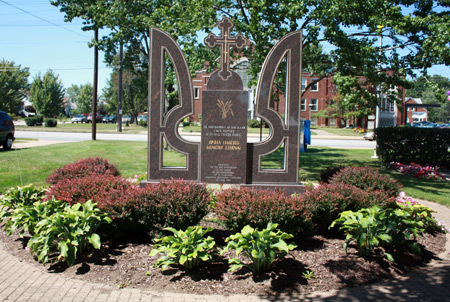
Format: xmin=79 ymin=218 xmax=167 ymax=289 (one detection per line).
xmin=15 ymin=130 xmax=376 ymax=149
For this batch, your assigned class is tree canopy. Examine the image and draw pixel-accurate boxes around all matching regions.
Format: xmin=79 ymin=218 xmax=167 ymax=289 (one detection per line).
xmin=0 ymin=59 xmax=30 ymax=114
xmin=51 ymin=0 xmax=450 ymax=110
xmin=29 ymin=70 xmax=65 ymax=117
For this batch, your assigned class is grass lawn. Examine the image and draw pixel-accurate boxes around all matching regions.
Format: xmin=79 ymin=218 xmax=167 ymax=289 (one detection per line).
xmin=15 ymin=122 xmax=147 ymax=134
xmin=1 ymin=142 xmax=448 ymax=207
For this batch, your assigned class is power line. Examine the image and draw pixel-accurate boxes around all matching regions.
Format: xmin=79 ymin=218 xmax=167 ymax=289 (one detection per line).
xmin=0 ymin=0 xmax=89 ymax=39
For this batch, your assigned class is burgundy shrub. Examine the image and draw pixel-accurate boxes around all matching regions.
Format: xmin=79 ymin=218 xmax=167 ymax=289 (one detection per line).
xmin=215 ymin=188 xmax=313 ymax=237
xmin=46 ymin=157 xmax=120 ymax=185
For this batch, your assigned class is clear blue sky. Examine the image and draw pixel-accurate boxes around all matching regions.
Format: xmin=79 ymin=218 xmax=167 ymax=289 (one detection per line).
xmin=0 ymin=0 xmax=111 ymax=93
xmin=1 ymin=1 xmax=449 ymax=97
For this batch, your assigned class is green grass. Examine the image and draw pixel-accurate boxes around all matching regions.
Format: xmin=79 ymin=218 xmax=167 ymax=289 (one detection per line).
xmin=1 ymin=142 xmax=448 ymax=207
xmin=15 ymin=123 xmax=147 ymax=134
xmin=314 ymin=127 xmax=365 ymax=137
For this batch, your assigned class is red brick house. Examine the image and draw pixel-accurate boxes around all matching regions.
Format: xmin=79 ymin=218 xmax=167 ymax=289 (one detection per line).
xmin=190 ymin=59 xmax=406 ymax=128
xmin=404 ymin=97 xmax=428 ymax=124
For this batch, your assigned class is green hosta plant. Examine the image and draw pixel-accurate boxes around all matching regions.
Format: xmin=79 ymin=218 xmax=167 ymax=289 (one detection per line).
xmin=222 ymin=223 xmax=297 ymax=273
xmin=0 ymin=185 xmax=47 ymax=222
xmin=3 ymin=197 xmax=66 ymax=237
xmin=27 ymin=200 xmax=111 ymax=266
xmin=149 ymin=226 xmax=217 ymax=271
xmin=330 ymin=206 xmax=425 ymax=262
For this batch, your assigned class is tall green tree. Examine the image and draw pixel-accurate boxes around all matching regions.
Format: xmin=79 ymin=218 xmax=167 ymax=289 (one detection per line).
xmin=407 ymin=75 xmax=450 ymax=123
xmin=29 ymin=71 xmax=65 ymax=117
xmin=0 ymin=60 xmax=30 ymax=114
xmin=52 ymin=0 xmax=450 ymax=111
xmin=77 ymin=83 xmax=94 ymax=114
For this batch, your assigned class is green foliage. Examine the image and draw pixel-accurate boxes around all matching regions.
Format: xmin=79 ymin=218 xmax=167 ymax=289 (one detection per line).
xmin=29 ymin=70 xmax=65 ymax=117
xmin=3 ymin=198 xmax=66 ymax=237
xmin=149 ymin=226 xmax=217 ymax=271
xmin=27 ymin=200 xmax=111 ymax=266
xmin=247 ymin=119 xmax=261 ymax=128
xmin=330 ymin=206 xmax=425 ymax=262
xmin=44 ymin=118 xmax=58 ymax=127
xmin=1 ymin=184 xmax=47 ymax=209
xmin=0 ymin=59 xmax=30 ymax=113
xmin=318 ymin=165 xmax=347 ymax=183
xmin=397 ymin=199 xmax=447 ymax=233
xmin=302 ymin=270 xmax=316 ymax=280
xmin=138 ymin=120 xmax=147 ymax=127
xmin=222 ymin=223 xmax=297 ymax=273
xmin=24 ymin=115 xmax=44 ymax=126
xmin=375 ymin=127 xmax=450 ymax=169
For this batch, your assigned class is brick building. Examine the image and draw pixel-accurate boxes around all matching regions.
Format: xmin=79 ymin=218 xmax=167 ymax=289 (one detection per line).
xmin=190 ymin=58 xmax=406 ymax=128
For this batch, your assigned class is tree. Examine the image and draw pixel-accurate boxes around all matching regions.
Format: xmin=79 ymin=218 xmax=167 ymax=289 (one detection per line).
xmin=77 ymin=84 xmax=94 ymax=114
xmin=407 ymin=75 xmax=450 ymax=123
xmin=0 ymin=60 xmax=30 ymax=114
xmin=52 ymin=1 xmax=450 ymax=111
xmin=29 ymin=71 xmax=65 ymax=117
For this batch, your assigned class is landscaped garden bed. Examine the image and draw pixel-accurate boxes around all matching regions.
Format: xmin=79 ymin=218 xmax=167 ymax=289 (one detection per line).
xmin=0 ymin=158 xmax=448 ymax=296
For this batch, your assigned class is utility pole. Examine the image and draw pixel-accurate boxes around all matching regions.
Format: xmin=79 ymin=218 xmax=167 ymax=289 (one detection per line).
xmin=117 ymin=42 xmax=123 ymax=132
xmin=372 ymin=25 xmax=383 ymax=159
xmin=92 ymin=28 xmax=99 ymax=140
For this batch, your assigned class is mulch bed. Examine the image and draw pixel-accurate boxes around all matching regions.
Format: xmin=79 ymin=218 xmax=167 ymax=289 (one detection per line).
xmin=0 ymin=218 xmax=446 ymax=296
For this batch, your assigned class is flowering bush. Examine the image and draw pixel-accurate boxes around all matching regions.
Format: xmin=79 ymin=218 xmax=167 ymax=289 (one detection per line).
xmin=300 ymin=183 xmax=395 ymax=234
xmin=215 ymin=188 xmax=313 ymax=237
xmin=396 ymin=193 xmax=449 ymax=233
xmin=387 ymin=162 xmax=445 ymax=180
xmin=46 ymin=157 xmax=121 ymax=185
xmin=330 ymin=166 xmax=402 ymax=198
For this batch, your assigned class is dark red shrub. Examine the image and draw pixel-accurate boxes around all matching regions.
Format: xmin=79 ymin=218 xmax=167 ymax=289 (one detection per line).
xmin=46 ymin=157 xmax=120 ymax=185
xmin=134 ymin=179 xmax=211 ymax=232
xmin=300 ymin=183 xmax=395 ymax=234
xmin=215 ymin=188 xmax=313 ymax=237
xmin=45 ymin=174 xmax=132 ymax=209
xmin=330 ymin=166 xmax=402 ymax=198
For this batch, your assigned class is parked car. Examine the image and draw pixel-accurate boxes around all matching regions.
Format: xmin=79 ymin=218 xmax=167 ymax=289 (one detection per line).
xmin=137 ymin=114 xmax=148 ymax=123
xmin=0 ymin=111 xmax=15 ymax=150
xmin=363 ymin=131 xmax=375 ymax=141
xmin=71 ymin=114 xmax=87 ymax=123
xmin=439 ymin=123 xmax=450 ymax=129
xmin=122 ymin=115 xmax=134 ymax=124
xmin=412 ymin=121 xmax=437 ymax=128
xmin=87 ymin=114 xmax=103 ymax=123
xmin=103 ymin=115 xmax=117 ymax=123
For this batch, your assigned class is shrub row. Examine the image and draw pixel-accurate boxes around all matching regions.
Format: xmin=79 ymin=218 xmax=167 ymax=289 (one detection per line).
xmin=375 ymin=127 xmax=450 ymax=169
xmin=24 ymin=115 xmax=43 ymax=126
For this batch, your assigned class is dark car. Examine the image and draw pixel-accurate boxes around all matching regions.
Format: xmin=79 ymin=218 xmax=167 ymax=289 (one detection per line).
xmin=87 ymin=114 xmax=103 ymax=123
xmin=0 ymin=111 xmax=15 ymax=150
xmin=103 ymin=115 xmax=117 ymax=123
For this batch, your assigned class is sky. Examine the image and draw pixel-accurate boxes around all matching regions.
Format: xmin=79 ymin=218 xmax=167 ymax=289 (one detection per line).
xmin=1 ymin=1 xmax=449 ymax=97
xmin=0 ymin=0 xmax=112 ymax=93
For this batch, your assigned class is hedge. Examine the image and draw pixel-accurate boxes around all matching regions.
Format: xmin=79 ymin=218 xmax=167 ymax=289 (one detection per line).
xmin=375 ymin=127 xmax=450 ymax=169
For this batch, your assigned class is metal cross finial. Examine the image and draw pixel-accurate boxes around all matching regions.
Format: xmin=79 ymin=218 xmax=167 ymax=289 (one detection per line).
xmin=204 ymin=17 xmax=246 ymax=81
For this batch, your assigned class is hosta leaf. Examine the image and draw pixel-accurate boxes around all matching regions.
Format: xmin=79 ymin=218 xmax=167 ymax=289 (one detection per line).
xmin=88 ymin=233 xmax=101 ymax=249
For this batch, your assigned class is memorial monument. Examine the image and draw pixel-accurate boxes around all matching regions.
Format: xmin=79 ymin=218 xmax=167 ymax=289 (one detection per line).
xmin=144 ymin=17 xmax=304 ymax=193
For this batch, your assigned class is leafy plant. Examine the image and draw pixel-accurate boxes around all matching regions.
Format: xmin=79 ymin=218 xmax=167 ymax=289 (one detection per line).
xmin=149 ymin=226 xmax=217 ymax=271
xmin=330 ymin=206 xmax=425 ymax=262
xmin=46 ymin=157 xmax=120 ymax=185
xmin=215 ymin=188 xmax=313 ymax=237
xmin=27 ymin=200 xmax=111 ymax=266
xmin=330 ymin=166 xmax=402 ymax=198
xmin=302 ymin=270 xmax=316 ymax=280
xmin=3 ymin=197 xmax=66 ymax=237
xmin=222 ymin=223 xmax=297 ymax=273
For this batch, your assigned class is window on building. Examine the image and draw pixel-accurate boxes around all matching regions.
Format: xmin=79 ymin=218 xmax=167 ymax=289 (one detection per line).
xmin=194 ymin=87 xmax=200 ymax=99
xmin=301 ymin=98 xmax=306 ymax=111
xmin=310 ymin=78 xmax=318 ymax=92
xmin=310 ymin=99 xmax=318 ymax=111
xmin=301 ymin=78 xmax=307 ymax=91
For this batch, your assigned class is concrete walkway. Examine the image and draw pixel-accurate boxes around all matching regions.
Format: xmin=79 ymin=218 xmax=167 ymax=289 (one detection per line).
xmin=1 ymin=197 xmax=449 ymax=302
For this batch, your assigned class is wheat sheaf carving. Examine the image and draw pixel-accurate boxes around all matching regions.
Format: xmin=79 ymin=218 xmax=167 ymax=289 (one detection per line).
xmin=217 ymin=99 xmax=234 ymax=119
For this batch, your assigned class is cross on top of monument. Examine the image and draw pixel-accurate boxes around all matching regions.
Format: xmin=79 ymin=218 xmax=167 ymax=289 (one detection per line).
xmin=204 ymin=18 xmax=246 ymax=81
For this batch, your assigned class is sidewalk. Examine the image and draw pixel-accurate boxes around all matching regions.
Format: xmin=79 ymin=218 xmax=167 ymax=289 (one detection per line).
xmin=1 ymin=198 xmax=449 ymax=302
